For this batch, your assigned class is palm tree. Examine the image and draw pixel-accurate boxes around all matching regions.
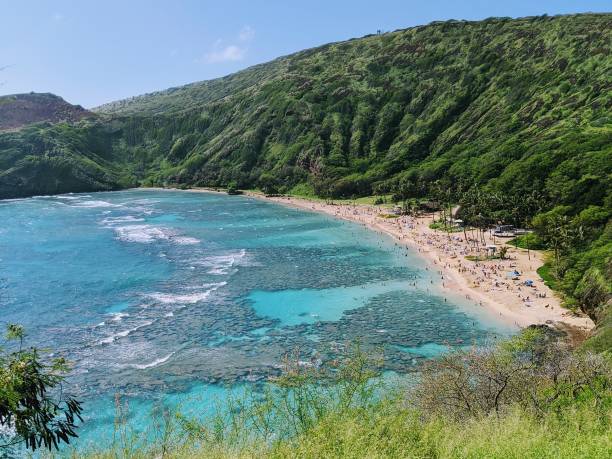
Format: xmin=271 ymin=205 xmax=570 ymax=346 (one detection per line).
xmin=535 ymin=213 xmax=583 ymax=277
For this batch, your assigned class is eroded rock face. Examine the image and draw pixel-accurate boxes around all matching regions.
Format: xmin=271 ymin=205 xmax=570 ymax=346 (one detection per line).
xmin=0 ymin=92 xmax=92 ymax=131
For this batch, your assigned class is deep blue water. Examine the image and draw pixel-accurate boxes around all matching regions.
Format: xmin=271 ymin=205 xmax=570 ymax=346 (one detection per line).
xmin=0 ymin=189 xmax=510 ymax=449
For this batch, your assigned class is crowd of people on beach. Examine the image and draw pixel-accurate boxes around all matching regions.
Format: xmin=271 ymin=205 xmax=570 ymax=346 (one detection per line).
xmin=258 ymin=195 xmax=593 ymax=333
xmin=290 ymin=198 xmax=560 ymax=323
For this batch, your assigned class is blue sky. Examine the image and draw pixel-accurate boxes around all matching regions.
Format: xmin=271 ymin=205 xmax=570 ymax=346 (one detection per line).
xmin=1 ymin=0 xmax=609 ymax=107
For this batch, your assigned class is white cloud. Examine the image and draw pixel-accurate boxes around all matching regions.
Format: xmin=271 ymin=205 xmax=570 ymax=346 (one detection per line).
xmin=239 ymin=25 xmax=255 ymax=42
xmin=52 ymin=12 xmax=64 ymax=21
xmin=204 ymin=45 xmax=246 ymax=63
xmin=200 ymin=26 xmax=255 ymax=64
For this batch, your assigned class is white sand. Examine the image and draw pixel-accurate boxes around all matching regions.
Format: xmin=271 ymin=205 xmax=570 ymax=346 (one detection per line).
xmin=145 ymin=187 xmax=594 ymax=340
xmin=247 ymin=193 xmax=594 ymax=339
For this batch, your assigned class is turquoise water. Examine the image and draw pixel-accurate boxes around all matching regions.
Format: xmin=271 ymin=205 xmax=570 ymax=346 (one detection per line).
xmin=0 ymin=189 xmax=510 ymax=449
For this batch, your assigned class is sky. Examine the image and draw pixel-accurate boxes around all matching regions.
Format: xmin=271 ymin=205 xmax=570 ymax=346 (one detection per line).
xmin=0 ymin=0 xmax=609 ymax=108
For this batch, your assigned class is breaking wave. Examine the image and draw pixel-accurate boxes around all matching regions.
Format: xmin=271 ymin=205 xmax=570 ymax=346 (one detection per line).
xmin=146 ymin=282 xmax=226 ymax=305
xmin=97 ymin=320 xmax=153 ymax=345
xmin=71 ymin=200 xmax=122 ymax=208
xmin=173 ymin=236 xmax=200 ymax=245
xmin=114 ymin=224 xmax=200 ymax=245
xmin=101 ymin=215 xmax=145 ymax=225
xmin=126 ymin=352 xmax=175 ymax=370
xmin=196 ymin=249 xmax=247 ymax=275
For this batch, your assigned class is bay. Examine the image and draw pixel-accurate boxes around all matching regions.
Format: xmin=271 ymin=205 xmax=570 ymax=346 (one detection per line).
xmin=0 ymin=189 xmax=510 ymax=448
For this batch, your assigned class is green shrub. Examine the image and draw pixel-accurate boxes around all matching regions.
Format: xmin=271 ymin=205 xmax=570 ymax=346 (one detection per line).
xmin=51 ymin=332 xmax=611 ymax=459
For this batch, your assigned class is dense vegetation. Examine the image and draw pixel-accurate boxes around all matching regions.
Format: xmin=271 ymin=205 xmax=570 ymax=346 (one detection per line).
xmin=2 ymin=14 xmax=610 ymax=199
xmin=0 ymin=122 xmax=132 ymax=198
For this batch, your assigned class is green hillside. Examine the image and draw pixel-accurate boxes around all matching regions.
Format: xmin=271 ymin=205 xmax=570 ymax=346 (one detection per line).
xmin=1 ymin=14 xmax=610 ymax=201
xmin=0 ymin=13 xmax=610 ymax=341
xmin=94 ymin=14 xmax=611 ymax=202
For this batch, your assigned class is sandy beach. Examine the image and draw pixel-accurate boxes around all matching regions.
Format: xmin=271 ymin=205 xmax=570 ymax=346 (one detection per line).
xmin=158 ymin=187 xmax=594 ymax=341
xmin=239 ymin=192 xmax=595 ymax=341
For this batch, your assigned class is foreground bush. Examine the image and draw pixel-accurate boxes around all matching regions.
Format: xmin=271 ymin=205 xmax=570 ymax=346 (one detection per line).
xmin=51 ymin=330 xmax=610 ymax=459
xmin=68 ymin=396 xmax=611 ymax=459
xmin=414 ymin=327 xmax=610 ymax=419
xmin=0 ymin=325 xmax=82 ymax=453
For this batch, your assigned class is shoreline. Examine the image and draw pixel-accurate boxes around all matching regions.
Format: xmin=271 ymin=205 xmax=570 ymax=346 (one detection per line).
xmin=144 ymin=187 xmax=595 ymax=340
xmin=244 ymin=192 xmax=594 ymax=338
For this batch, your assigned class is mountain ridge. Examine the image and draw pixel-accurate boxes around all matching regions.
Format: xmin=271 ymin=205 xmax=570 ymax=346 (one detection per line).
xmin=91 ymin=12 xmax=609 ymax=118
xmin=0 ymin=13 xmax=610 ymax=203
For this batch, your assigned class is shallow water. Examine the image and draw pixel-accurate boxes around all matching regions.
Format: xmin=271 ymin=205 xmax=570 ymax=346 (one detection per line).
xmin=0 ymin=189 xmax=511 ymax=448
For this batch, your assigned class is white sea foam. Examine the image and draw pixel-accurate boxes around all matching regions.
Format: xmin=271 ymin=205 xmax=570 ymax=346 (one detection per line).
xmin=128 ymin=352 xmax=175 ymax=370
xmin=147 ymin=292 xmax=211 ymax=304
xmin=95 ymin=312 xmax=128 ymax=328
xmin=173 ymin=236 xmax=200 ymax=245
xmin=115 ymin=225 xmax=172 ymax=243
xmin=33 ymin=194 xmax=86 ymax=200
xmin=146 ymin=282 xmax=226 ymax=305
xmin=97 ymin=320 xmax=153 ymax=345
xmin=114 ymin=224 xmax=200 ymax=245
xmin=97 ymin=336 xmax=115 ymax=345
xmin=101 ymin=215 xmax=145 ymax=225
xmin=72 ymin=200 xmax=121 ymax=208
xmin=109 ymin=312 xmax=129 ymax=321
xmin=126 ymin=198 xmax=161 ymax=205
xmin=197 ymin=249 xmax=247 ymax=275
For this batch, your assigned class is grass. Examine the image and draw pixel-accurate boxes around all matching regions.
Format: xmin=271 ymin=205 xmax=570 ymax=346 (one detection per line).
xmin=272 ymin=404 xmax=611 ymax=459
xmin=508 ymin=234 xmax=545 ymax=250
xmin=582 ymin=307 xmax=612 ymax=356
xmin=429 ymin=222 xmax=464 ymax=233
xmin=247 ymin=188 xmax=396 ymax=207
xmin=43 ymin=333 xmax=611 ymax=459
xmin=63 ymin=398 xmax=611 ymax=459
xmin=465 ymin=254 xmax=502 ymax=262
xmin=537 ymin=264 xmax=558 ymax=290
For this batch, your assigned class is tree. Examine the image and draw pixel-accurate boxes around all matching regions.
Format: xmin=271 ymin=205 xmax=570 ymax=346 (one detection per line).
xmin=402 ymin=198 xmax=419 ymax=216
xmin=0 ymin=325 xmax=82 ymax=452
xmin=259 ymin=172 xmax=279 ymax=195
xmin=533 ymin=208 xmax=584 ymax=276
xmin=508 ymin=190 xmax=546 ymax=260
xmin=457 ymin=185 xmax=500 ymax=250
xmin=574 ymin=267 xmax=610 ymax=321
xmin=414 ymin=328 xmax=610 ymax=420
xmin=226 ymin=181 xmax=242 ymax=195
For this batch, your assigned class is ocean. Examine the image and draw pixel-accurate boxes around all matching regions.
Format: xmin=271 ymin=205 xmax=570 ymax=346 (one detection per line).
xmin=0 ymin=189 xmax=510 ymax=449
